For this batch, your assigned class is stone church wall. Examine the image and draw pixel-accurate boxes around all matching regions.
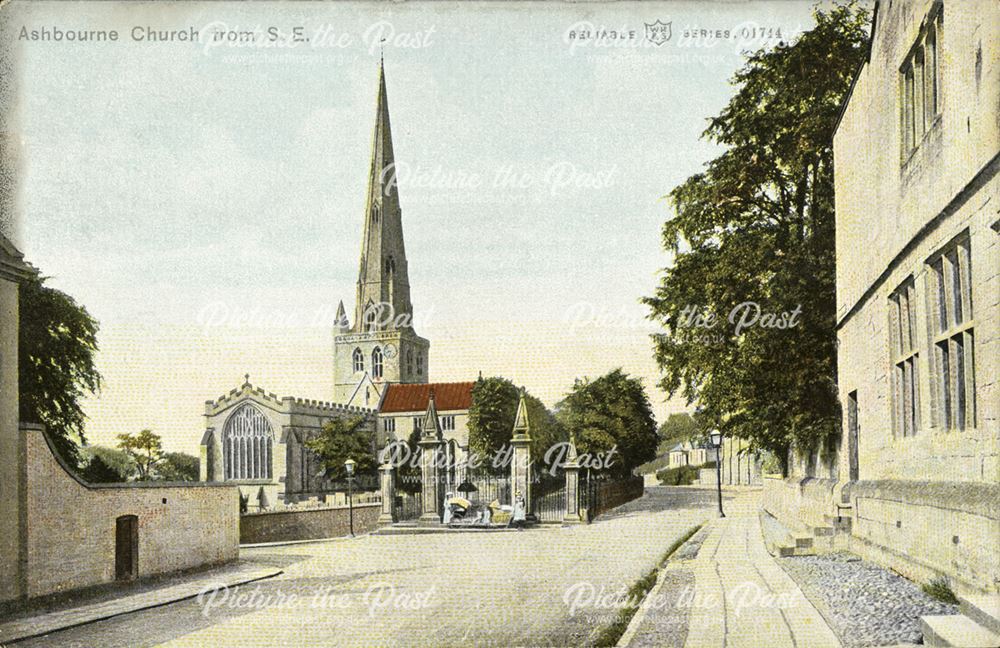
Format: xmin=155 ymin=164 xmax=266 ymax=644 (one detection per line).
xmin=21 ymin=423 xmax=239 ymax=600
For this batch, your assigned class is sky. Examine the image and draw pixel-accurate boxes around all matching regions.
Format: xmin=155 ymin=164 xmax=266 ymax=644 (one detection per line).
xmin=4 ymin=1 xmax=823 ymax=454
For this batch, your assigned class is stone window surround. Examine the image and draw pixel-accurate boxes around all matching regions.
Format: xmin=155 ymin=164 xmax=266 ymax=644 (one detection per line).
xmin=925 ymin=231 xmax=975 ymax=432
xmin=352 ymin=347 xmax=364 ymax=373
xmin=899 ymin=2 xmax=943 ymax=164
xmin=371 ymin=345 xmax=384 ymax=379
xmin=888 ymin=276 xmax=920 ymax=437
xmin=222 ymin=403 xmax=274 ymax=481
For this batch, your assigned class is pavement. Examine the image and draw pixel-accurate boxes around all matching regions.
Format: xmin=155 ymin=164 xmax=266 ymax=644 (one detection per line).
xmin=0 ymin=562 xmax=283 ymax=645
xmin=623 ymin=489 xmax=841 ymax=648
xmin=7 ymin=486 xmax=723 ymax=647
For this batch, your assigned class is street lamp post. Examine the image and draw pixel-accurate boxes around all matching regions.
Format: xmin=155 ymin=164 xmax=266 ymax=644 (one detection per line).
xmin=345 ymin=458 xmax=356 ymax=537
xmin=710 ymin=430 xmax=725 ymax=518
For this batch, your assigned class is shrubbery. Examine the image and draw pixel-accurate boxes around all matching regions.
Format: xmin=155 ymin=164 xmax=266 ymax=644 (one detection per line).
xmin=656 ymin=461 xmax=717 ymax=486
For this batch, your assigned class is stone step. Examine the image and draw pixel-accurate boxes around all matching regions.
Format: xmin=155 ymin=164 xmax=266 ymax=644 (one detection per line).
xmin=806 ymin=524 xmax=835 ymax=537
xmin=921 ymin=614 xmax=1000 ymax=647
xmin=759 ymin=510 xmax=817 ymax=557
xmin=960 ymin=594 xmax=1000 ymax=636
xmin=823 ymin=514 xmax=852 ymax=531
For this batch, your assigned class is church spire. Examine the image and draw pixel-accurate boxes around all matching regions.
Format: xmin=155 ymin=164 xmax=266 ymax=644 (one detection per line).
xmin=353 ymin=59 xmax=412 ymax=333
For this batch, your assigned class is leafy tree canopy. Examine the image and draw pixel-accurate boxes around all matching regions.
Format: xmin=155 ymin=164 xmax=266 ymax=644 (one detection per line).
xmin=19 ymin=274 xmax=101 ymax=467
xmin=555 ymin=369 xmax=658 ymax=478
xmin=79 ymin=454 xmax=124 ymax=483
xmin=657 ymin=412 xmax=704 ymax=454
xmin=304 ymin=416 xmax=377 ymax=482
xmin=117 ymin=429 xmax=164 ymax=481
xmin=80 ymin=444 xmax=136 ymax=478
xmin=643 ymin=2 xmax=870 ymax=466
xmin=158 ymin=452 xmax=200 ymax=482
xmin=467 ymin=376 xmax=565 ymax=471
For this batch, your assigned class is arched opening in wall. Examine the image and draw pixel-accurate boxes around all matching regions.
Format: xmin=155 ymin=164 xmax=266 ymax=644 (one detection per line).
xmin=372 ymin=346 xmax=384 ymax=379
xmin=353 ymin=347 xmax=364 ymax=373
xmin=223 ymin=403 xmax=275 ymax=481
xmin=115 ymin=515 xmax=138 ymax=581
xmin=385 ymin=256 xmax=396 ymax=307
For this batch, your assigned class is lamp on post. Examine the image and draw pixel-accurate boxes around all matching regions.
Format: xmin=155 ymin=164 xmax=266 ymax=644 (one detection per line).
xmin=344 ymin=458 xmax=356 ymax=537
xmin=709 ymin=430 xmax=725 ymax=518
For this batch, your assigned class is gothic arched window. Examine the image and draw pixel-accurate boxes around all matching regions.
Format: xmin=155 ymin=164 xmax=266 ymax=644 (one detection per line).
xmin=223 ymin=403 xmax=274 ymax=481
xmin=371 ymin=205 xmax=380 ymax=224
xmin=353 ymin=348 xmax=364 ymax=373
xmin=364 ymin=301 xmax=377 ymax=331
xmin=406 ymin=349 xmax=413 ymax=375
xmin=416 ymin=352 xmax=424 ymax=376
xmin=372 ymin=346 xmax=384 ymax=379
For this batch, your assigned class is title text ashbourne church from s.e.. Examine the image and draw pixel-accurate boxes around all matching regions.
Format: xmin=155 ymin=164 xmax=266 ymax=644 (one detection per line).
xmin=18 ymin=25 xmax=200 ymax=43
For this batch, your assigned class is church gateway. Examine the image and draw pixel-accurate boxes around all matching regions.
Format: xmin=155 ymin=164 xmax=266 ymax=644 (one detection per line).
xmin=199 ymin=62 xmax=473 ymax=505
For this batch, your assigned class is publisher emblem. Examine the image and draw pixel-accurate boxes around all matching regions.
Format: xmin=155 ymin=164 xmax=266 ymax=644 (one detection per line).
xmin=644 ymin=20 xmax=672 ymax=46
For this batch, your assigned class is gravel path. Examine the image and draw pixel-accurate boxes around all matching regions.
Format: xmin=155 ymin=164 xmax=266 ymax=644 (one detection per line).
xmin=778 ymin=552 xmax=958 ymax=647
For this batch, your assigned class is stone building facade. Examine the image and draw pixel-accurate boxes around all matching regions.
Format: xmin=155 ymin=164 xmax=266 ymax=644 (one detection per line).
xmin=200 ymin=378 xmax=376 ymax=506
xmin=333 ymin=62 xmax=430 ymax=406
xmin=766 ymin=0 xmax=999 ymax=596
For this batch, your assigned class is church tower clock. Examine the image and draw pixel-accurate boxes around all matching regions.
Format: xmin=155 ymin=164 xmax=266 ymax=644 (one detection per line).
xmin=333 ymin=61 xmax=430 ymax=406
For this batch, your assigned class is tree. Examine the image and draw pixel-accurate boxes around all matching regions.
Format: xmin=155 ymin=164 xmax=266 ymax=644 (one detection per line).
xmin=157 ymin=452 xmax=200 ymax=481
xmin=657 ymin=412 xmax=702 ymax=455
xmin=19 ymin=274 xmax=101 ymax=467
xmin=79 ymin=455 xmax=124 ymax=483
xmin=467 ymin=376 xmax=520 ymax=464
xmin=642 ymin=3 xmax=870 ymax=468
xmin=467 ymin=376 xmax=566 ymax=472
xmin=117 ymin=429 xmax=164 ymax=481
xmin=79 ymin=444 xmax=137 ymax=480
xmin=304 ymin=416 xmax=377 ymax=482
xmin=555 ymin=369 xmax=658 ymax=478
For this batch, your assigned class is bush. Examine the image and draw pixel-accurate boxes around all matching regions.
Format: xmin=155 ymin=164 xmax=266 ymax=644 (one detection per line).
xmin=655 ymin=461 xmax=716 ymax=486
xmin=922 ymin=576 xmax=959 ymax=605
xmin=656 ymin=464 xmax=701 ymax=485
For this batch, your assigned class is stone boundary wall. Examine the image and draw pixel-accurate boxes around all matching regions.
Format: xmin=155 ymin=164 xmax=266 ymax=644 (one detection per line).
xmin=240 ymin=502 xmax=381 ymax=544
xmin=763 ymin=475 xmax=1000 ymax=594
xmin=21 ymin=424 xmax=239 ymax=600
xmin=844 ymin=480 xmax=1000 ymax=595
xmin=761 ymin=476 xmax=839 ymax=533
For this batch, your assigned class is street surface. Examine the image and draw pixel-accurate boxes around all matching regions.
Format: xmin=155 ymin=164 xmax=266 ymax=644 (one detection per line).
xmin=17 ymin=487 xmax=722 ymax=647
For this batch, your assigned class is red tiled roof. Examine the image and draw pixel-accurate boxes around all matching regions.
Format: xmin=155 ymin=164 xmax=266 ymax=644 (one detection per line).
xmin=380 ymin=382 xmax=475 ymax=414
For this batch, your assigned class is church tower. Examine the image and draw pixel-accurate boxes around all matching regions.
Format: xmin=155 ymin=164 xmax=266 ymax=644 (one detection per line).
xmin=333 ymin=61 xmax=430 ymax=406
